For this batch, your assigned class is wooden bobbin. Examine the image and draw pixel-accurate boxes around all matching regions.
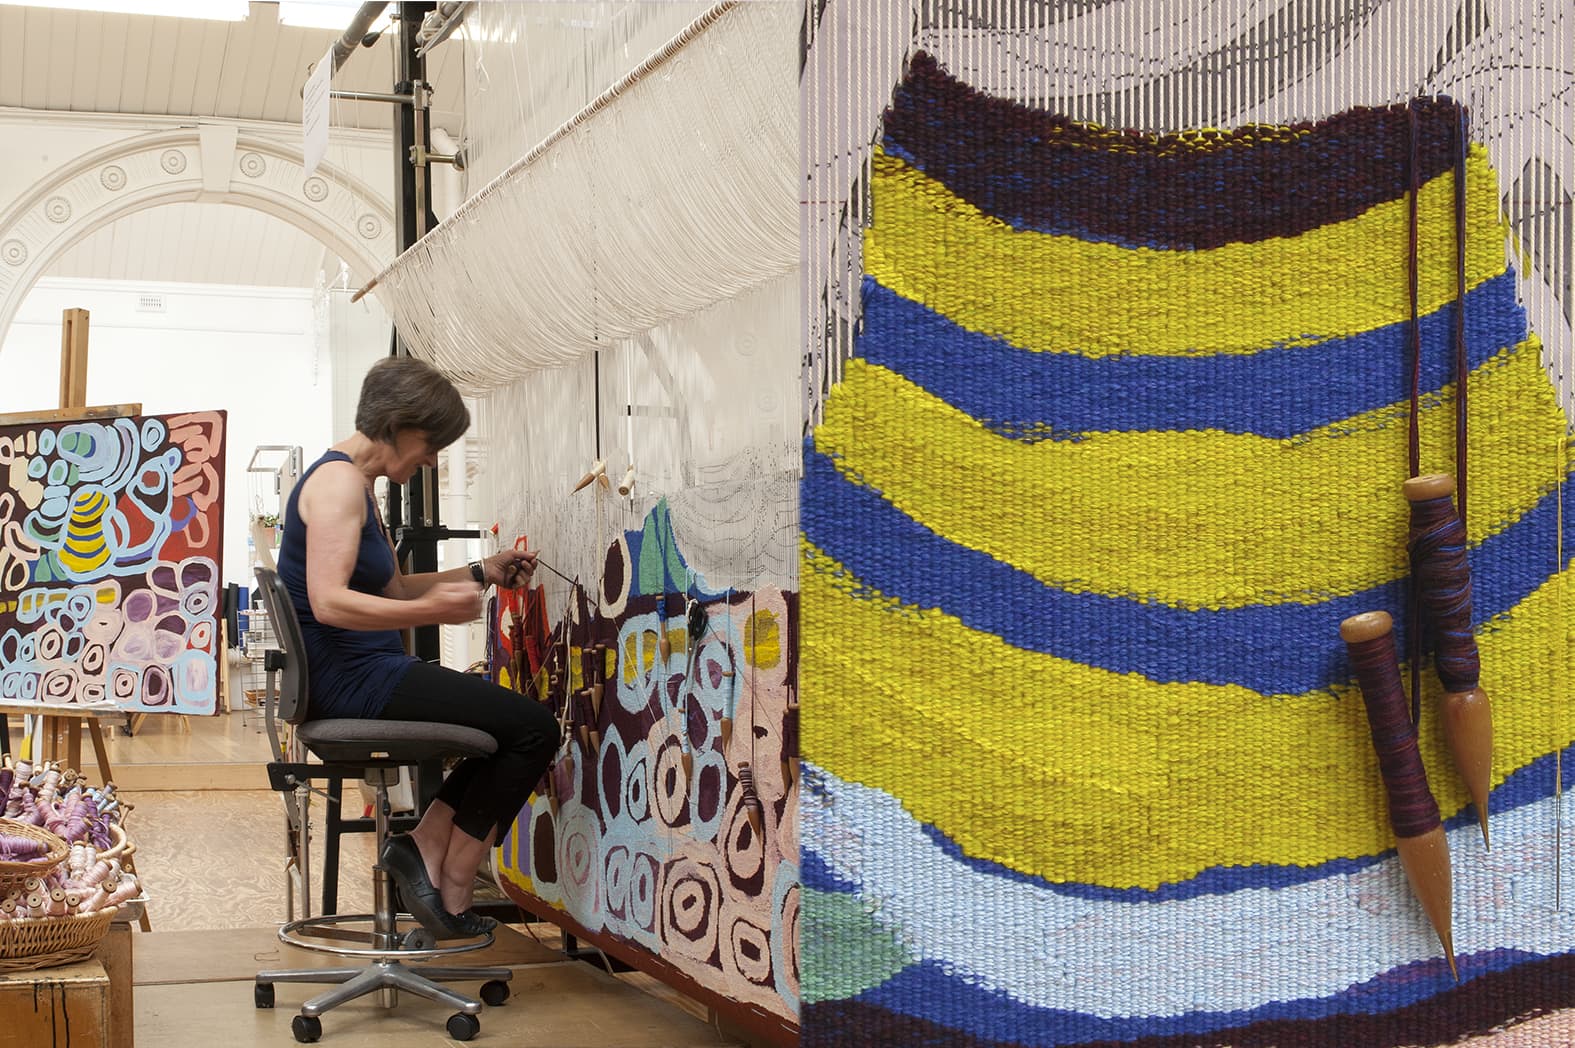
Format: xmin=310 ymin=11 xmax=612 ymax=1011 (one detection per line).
xmin=738 ymin=761 xmax=764 ymax=839
xmin=1402 ymin=472 xmax=1494 ymax=849
xmin=719 ymin=717 xmax=733 ymax=755
xmin=572 ymin=459 xmax=606 ymax=493
xmin=1443 ymin=686 xmax=1492 ymax=849
xmin=1401 ymin=473 xmax=1455 ymax=502
xmin=1339 ymin=610 xmax=1458 ymax=980
xmin=1395 ymin=829 xmax=1457 ymax=980
xmin=1338 ymin=610 xmax=1394 ymax=645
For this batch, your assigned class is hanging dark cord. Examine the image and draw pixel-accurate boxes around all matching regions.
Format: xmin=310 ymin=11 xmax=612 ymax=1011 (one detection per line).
xmin=1406 ymin=99 xmax=1424 ymax=727
xmin=1454 ymin=103 xmax=1470 ymax=527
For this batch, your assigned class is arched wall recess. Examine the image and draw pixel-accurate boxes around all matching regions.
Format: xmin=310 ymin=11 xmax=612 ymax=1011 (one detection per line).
xmin=0 ymin=128 xmax=396 ymax=346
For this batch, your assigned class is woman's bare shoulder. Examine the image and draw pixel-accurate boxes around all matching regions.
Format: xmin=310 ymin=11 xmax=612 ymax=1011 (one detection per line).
xmin=299 ymin=458 xmax=368 ymax=524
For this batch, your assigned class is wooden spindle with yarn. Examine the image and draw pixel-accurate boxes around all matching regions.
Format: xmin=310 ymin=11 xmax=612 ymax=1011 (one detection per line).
xmin=1404 ymin=473 xmax=1493 ymax=847
xmin=1341 ymin=610 xmax=1457 ymax=979
xmin=572 ymin=458 xmax=607 ymax=493
xmin=781 ymin=697 xmax=800 ymax=790
xmin=737 ymin=761 xmax=764 ymax=838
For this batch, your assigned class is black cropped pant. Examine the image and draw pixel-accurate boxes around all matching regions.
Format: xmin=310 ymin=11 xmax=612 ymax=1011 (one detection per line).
xmin=379 ymin=660 xmax=560 ymax=843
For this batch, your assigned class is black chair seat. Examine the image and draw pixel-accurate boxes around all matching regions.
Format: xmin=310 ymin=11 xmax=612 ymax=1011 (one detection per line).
xmin=297 ymin=719 xmax=497 ymax=764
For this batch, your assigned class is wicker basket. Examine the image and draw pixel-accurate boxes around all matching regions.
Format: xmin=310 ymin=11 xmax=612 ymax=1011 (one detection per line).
xmin=0 ymin=906 xmax=117 ymax=973
xmin=0 ymin=821 xmax=68 ymax=893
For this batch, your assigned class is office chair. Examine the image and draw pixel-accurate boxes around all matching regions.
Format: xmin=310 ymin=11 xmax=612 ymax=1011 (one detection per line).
xmin=251 ymin=567 xmax=513 ymax=1043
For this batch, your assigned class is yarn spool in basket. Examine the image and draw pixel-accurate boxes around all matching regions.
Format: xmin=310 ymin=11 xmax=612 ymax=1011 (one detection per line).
xmin=0 ymin=906 xmax=119 ymax=973
xmin=0 ymin=820 xmax=68 ymax=894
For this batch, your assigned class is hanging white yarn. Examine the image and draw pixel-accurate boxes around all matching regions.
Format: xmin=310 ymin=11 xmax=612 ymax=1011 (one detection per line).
xmin=478 ymin=271 xmax=799 ymax=592
xmin=372 ymin=1 xmax=799 ymax=393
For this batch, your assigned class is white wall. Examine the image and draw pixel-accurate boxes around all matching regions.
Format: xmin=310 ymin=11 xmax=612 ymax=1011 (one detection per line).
xmin=0 ymin=276 xmax=333 ymax=589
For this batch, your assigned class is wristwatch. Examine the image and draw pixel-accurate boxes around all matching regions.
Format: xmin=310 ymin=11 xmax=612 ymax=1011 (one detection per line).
xmin=468 ymin=560 xmax=486 ymax=585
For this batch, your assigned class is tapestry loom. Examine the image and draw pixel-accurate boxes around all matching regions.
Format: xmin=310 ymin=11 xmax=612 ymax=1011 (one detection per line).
xmin=0 ymin=410 xmax=227 ymax=714
xmin=421 ymin=7 xmax=802 ymax=1040
xmin=800 ymin=45 xmax=1575 ymax=1048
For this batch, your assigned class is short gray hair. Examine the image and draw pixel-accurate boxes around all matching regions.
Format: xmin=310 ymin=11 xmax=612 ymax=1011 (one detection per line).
xmin=354 ymin=357 xmax=469 ymax=449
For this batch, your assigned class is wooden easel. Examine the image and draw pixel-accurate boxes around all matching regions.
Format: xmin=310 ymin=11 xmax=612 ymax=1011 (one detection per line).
xmin=0 ymin=309 xmax=152 ymax=932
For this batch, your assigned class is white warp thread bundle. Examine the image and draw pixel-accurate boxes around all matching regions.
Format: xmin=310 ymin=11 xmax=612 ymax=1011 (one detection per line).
xmin=479 ymin=272 xmax=801 ymax=595
xmin=374 ymin=0 xmax=799 ymax=393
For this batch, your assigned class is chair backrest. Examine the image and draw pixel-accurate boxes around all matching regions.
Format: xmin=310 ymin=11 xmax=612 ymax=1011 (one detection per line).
xmin=254 ymin=567 xmax=310 ymax=726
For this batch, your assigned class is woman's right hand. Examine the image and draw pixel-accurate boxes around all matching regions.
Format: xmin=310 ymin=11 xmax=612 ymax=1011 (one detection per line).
xmin=424 ymin=581 xmax=485 ymax=624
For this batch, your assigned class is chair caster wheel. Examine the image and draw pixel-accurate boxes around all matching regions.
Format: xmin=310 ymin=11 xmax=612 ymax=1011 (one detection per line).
xmin=402 ymin=927 xmax=435 ymax=951
xmin=291 ymin=1014 xmax=322 ymax=1043
xmin=480 ymin=979 xmax=510 ymax=1006
xmin=447 ymin=1012 xmax=480 ymax=1040
xmin=255 ymin=982 xmax=274 ymax=1009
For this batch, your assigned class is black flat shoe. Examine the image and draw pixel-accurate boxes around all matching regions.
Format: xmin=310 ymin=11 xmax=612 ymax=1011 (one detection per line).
xmin=379 ymin=834 xmax=469 ymax=940
xmin=454 ymin=909 xmax=498 ymax=937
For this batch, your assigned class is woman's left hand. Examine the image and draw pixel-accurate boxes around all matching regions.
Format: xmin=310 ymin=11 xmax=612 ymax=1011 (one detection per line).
xmin=487 ymin=548 xmax=538 ymax=588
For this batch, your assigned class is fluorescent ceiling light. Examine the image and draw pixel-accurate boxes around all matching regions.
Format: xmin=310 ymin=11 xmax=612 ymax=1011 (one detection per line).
xmin=0 ymin=0 xmax=247 ymax=17
xmin=278 ymin=1 xmax=392 ymax=31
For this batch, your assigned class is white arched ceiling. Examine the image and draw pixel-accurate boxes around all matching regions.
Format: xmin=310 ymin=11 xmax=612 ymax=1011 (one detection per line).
xmin=0 ymin=127 xmax=395 ymax=345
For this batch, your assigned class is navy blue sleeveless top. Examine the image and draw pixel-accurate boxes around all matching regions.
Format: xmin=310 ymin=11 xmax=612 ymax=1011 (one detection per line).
xmin=276 ymin=450 xmax=415 ymax=719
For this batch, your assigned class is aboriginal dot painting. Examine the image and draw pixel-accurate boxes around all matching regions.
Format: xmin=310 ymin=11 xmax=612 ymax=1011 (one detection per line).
xmin=0 ymin=411 xmax=226 ymax=715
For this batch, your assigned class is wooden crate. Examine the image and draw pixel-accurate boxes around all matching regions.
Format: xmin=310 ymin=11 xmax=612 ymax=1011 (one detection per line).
xmin=0 ymin=957 xmax=110 ymax=1047
xmin=97 ymin=921 xmax=133 ymax=1048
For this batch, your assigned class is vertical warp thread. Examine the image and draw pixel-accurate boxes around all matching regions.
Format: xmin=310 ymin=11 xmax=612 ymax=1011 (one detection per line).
xmin=1406 ymin=98 xmax=1424 ymax=727
xmin=1347 ymin=628 xmax=1444 ymax=840
xmin=1408 ymin=494 xmax=1481 ymax=691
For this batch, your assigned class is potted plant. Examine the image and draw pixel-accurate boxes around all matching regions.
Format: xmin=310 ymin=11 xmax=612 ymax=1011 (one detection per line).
xmin=254 ymin=512 xmax=281 ymax=547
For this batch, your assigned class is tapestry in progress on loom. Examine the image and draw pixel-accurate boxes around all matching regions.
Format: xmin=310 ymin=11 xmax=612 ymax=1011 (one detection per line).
xmin=493 ymin=502 xmax=799 ymax=1029
xmin=800 ymin=54 xmax=1575 ymax=1046
xmin=0 ymin=410 xmax=227 ymax=715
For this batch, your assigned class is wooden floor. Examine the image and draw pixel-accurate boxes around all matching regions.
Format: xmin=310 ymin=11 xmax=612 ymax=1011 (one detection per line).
xmin=101 ymin=703 xmax=276 ymax=765
xmin=86 ymin=710 xmax=746 ymax=1047
xmin=136 ymin=927 xmax=737 ymax=1047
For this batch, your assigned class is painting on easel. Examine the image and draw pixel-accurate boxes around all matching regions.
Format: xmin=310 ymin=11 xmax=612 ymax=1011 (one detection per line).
xmin=0 ymin=410 xmax=227 ymax=714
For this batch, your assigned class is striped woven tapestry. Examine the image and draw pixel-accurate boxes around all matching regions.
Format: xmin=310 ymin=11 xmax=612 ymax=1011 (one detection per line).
xmin=800 ymin=53 xmax=1575 ymax=1047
